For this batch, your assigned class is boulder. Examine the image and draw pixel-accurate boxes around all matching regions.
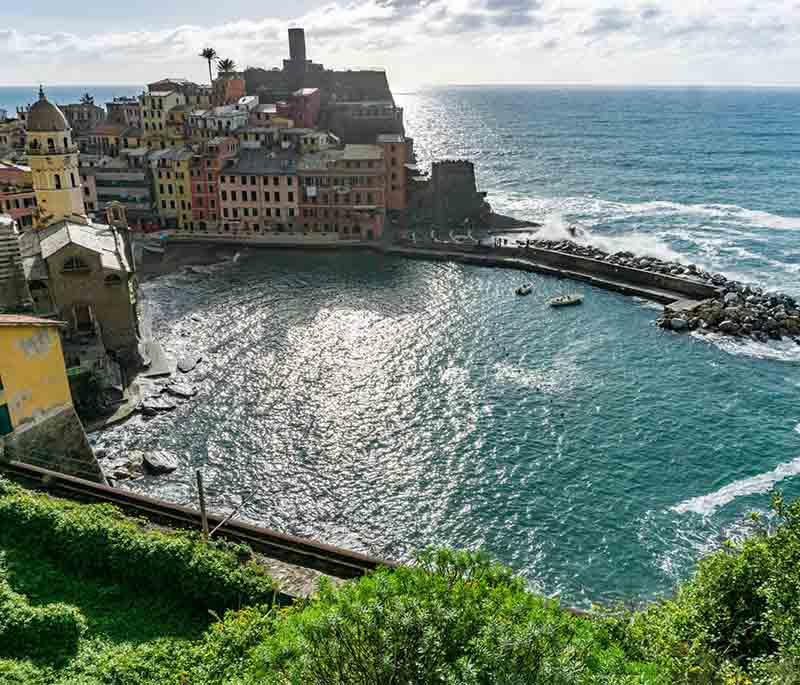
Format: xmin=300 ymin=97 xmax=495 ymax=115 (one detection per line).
xmin=105 ymin=451 xmax=145 ymax=480
xmin=143 ymin=450 xmax=179 ymax=475
xmin=670 ymin=318 xmax=689 ymax=332
xmin=141 ymin=396 xmax=178 ymax=416
xmin=724 ymin=292 xmax=739 ymax=305
xmin=718 ymin=320 xmax=740 ymax=334
xmin=164 ymin=382 xmax=197 ymax=399
xmin=177 ymin=354 xmax=203 ymax=373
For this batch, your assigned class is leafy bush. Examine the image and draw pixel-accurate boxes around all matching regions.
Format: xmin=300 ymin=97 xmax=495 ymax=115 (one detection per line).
xmin=0 ymin=479 xmax=275 ymax=614
xmin=605 ymin=494 xmax=800 ymax=683
xmin=0 ymin=570 xmax=86 ymax=662
xmin=245 ymin=548 xmax=665 ymax=684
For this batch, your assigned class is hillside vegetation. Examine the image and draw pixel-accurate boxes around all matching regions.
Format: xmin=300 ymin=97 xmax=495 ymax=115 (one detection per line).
xmin=1 ymin=477 xmax=799 ymax=684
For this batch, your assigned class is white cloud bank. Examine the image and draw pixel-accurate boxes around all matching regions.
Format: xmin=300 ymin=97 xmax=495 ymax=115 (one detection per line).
xmin=4 ymin=0 xmax=800 ymax=86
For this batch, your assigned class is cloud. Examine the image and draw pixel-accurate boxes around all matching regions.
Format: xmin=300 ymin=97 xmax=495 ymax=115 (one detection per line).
xmin=3 ymin=0 xmax=800 ymax=86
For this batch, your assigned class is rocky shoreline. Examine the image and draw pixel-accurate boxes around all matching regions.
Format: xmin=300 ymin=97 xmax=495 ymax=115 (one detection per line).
xmin=530 ymin=238 xmax=800 ymax=345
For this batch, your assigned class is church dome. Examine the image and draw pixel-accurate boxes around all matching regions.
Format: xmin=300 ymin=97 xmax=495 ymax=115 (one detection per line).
xmin=27 ymin=87 xmax=70 ymax=132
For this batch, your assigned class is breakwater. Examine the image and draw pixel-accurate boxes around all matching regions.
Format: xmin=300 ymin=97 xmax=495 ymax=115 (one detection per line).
xmin=384 ymin=239 xmax=800 ymax=345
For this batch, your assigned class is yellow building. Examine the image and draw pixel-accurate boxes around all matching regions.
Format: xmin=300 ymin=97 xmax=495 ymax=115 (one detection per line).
xmin=150 ymin=147 xmax=193 ymax=229
xmin=0 ymin=314 xmax=71 ymax=436
xmin=26 ymin=87 xmax=85 ymax=227
xmin=140 ymin=90 xmax=186 ymax=150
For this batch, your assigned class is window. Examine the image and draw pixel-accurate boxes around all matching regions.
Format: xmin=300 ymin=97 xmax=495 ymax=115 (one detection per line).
xmin=273 ymin=177 xmax=279 ymax=186
xmin=232 ymin=208 xmax=239 ymax=218
xmin=104 ymin=274 xmax=122 ymax=286
xmin=265 ymin=208 xmax=271 ymax=217
xmin=161 ymin=200 xmax=167 ymax=209
xmin=223 ymin=208 xmax=229 ymax=218
xmin=170 ymin=200 xmax=175 ymax=209
xmin=159 ymin=184 xmax=165 ymax=194
xmin=61 ymin=256 xmax=90 ymax=273
xmin=288 ymin=192 xmax=294 ymax=202
xmin=250 ymin=176 xmax=256 ymax=185
xmin=210 ymin=199 xmax=215 ymax=209
xmin=54 ymin=174 xmax=62 ymax=189
xmin=250 ymin=191 xmax=257 ymax=202
xmin=221 ymin=191 xmax=227 ymax=201
xmin=273 ymin=192 xmax=279 ymax=202
xmin=275 ymin=208 xmax=281 ymax=217
xmin=287 ymin=177 xmax=293 ymax=185
xmin=288 ymin=208 xmax=295 ymax=217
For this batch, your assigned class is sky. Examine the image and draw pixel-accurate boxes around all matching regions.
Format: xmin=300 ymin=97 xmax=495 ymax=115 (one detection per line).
xmin=3 ymin=0 xmax=800 ymax=87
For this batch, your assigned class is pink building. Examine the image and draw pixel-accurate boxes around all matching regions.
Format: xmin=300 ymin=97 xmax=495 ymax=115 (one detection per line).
xmin=218 ymin=150 xmax=299 ymax=234
xmin=190 ymin=136 xmax=238 ymax=232
xmin=0 ymin=188 xmax=37 ymax=229
xmin=297 ymin=144 xmax=386 ymax=241
xmin=289 ymin=88 xmax=320 ymax=129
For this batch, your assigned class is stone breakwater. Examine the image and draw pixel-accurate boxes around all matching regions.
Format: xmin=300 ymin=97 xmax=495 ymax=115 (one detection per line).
xmin=529 ymin=238 xmax=800 ymax=345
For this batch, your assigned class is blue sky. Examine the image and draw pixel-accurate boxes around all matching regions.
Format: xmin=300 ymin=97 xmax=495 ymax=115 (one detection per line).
xmin=3 ymin=0 xmax=800 ymax=87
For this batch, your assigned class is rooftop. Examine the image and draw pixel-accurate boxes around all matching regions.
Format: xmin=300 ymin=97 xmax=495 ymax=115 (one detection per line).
xmin=294 ymin=88 xmax=319 ymax=97
xmin=28 ymin=218 xmax=132 ymax=273
xmin=377 ymin=134 xmax=405 ymax=143
xmin=226 ymin=149 xmax=297 ymax=176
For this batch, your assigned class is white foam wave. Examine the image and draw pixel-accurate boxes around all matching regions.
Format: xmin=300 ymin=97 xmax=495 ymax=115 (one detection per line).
xmin=537 ymin=213 xmax=684 ymax=262
xmin=693 ymin=331 xmax=800 ymax=363
xmin=796 ymin=423 xmax=800 ymax=435
xmin=673 ymin=456 xmax=800 ymax=516
xmin=494 ymin=193 xmax=800 ymax=232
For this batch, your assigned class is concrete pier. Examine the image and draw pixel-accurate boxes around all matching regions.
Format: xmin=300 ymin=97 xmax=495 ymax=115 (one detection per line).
xmin=381 ymin=244 xmax=719 ymax=305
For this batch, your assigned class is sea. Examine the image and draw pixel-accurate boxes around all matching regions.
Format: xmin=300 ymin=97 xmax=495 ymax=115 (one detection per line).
xmin=5 ymin=84 xmax=800 ymax=606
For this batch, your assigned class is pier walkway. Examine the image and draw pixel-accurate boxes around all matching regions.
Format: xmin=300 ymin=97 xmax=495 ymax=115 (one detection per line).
xmin=382 ymin=245 xmax=716 ymax=306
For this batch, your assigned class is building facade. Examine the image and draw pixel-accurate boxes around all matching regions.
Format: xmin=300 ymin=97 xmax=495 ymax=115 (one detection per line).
xmin=0 ymin=314 xmax=105 ymax=484
xmin=0 ymin=216 xmax=28 ymax=311
xmin=297 ymin=144 xmax=386 ymax=240
xmin=218 ymin=151 xmax=298 ymax=234
xmin=189 ymin=137 xmax=238 ymax=231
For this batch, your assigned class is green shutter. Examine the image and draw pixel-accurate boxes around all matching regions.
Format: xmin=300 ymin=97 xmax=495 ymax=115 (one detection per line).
xmin=0 ymin=405 xmax=12 ymax=436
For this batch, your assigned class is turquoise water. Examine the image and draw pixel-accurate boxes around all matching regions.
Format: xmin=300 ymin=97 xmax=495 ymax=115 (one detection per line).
xmin=87 ymin=86 xmax=800 ymax=606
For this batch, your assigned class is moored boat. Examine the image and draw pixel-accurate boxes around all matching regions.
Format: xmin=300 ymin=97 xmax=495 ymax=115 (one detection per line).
xmin=516 ymin=284 xmax=533 ymax=296
xmin=549 ymin=294 xmax=583 ymax=307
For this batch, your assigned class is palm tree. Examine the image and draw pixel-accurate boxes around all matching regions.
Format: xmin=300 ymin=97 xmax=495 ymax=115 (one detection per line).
xmin=80 ymin=92 xmax=94 ymax=105
xmin=217 ymin=58 xmax=236 ymax=75
xmin=199 ymin=47 xmax=217 ymax=83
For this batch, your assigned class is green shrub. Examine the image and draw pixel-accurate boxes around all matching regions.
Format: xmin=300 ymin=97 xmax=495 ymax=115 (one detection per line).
xmin=0 ymin=479 xmax=275 ymax=614
xmin=245 ymin=548 xmax=665 ymax=684
xmin=0 ymin=572 xmax=86 ymax=662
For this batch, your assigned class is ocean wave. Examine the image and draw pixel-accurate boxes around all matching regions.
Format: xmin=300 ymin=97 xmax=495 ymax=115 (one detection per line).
xmin=693 ymin=331 xmax=800 ymax=363
xmin=672 ymin=456 xmax=800 ymax=516
xmin=494 ymin=193 xmax=800 ymax=232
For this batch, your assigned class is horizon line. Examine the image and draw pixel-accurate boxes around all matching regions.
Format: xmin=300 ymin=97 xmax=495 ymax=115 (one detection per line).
xmin=4 ymin=80 xmax=800 ymax=90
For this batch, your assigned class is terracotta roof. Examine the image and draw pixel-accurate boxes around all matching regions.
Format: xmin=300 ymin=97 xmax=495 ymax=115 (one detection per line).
xmin=0 ymin=314 xmax=66 ymax=328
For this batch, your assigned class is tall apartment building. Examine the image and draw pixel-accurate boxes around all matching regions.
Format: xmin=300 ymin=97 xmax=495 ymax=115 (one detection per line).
xmin=106 ymin=97 xmax=142 ymax=128
xmin=140 ymin=90 xmax=186 ymax=149
xmin=218 ymin=151 xmax=298 ymax=234
xmin=297 ymin=144 xmax=386 ymax=240
xmin=189 ymin=137 xmax=238 ymax=232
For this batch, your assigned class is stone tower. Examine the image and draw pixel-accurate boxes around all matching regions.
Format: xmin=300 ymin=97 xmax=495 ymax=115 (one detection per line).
xmin=26 ymin=87 xmax=86 ymax=228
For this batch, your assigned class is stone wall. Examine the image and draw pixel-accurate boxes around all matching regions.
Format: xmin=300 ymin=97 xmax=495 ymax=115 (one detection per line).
xmin=1 ymin=404 xmax=106 ymax=484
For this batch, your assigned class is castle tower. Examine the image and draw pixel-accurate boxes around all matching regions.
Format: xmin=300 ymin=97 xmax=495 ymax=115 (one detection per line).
xmin=26 ymin=87 xmax=86 ymax=228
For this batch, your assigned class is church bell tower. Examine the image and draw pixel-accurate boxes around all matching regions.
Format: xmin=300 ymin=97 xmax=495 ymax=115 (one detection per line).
xmin=25 ymin=86 xmax=86 ymax=228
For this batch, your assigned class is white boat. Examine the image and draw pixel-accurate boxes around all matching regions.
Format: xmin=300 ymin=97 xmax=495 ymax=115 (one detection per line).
xmin=516 ymin=284 xmax=533 ymax=296
xmin=549 ymin=294 xmax=583 ymax=307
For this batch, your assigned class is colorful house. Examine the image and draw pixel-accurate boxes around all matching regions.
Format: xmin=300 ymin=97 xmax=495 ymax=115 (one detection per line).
xmin=0 ymin=315 xmax=70 ymax=436
xmin=0 ymin=313 xmax=106 ymax=483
